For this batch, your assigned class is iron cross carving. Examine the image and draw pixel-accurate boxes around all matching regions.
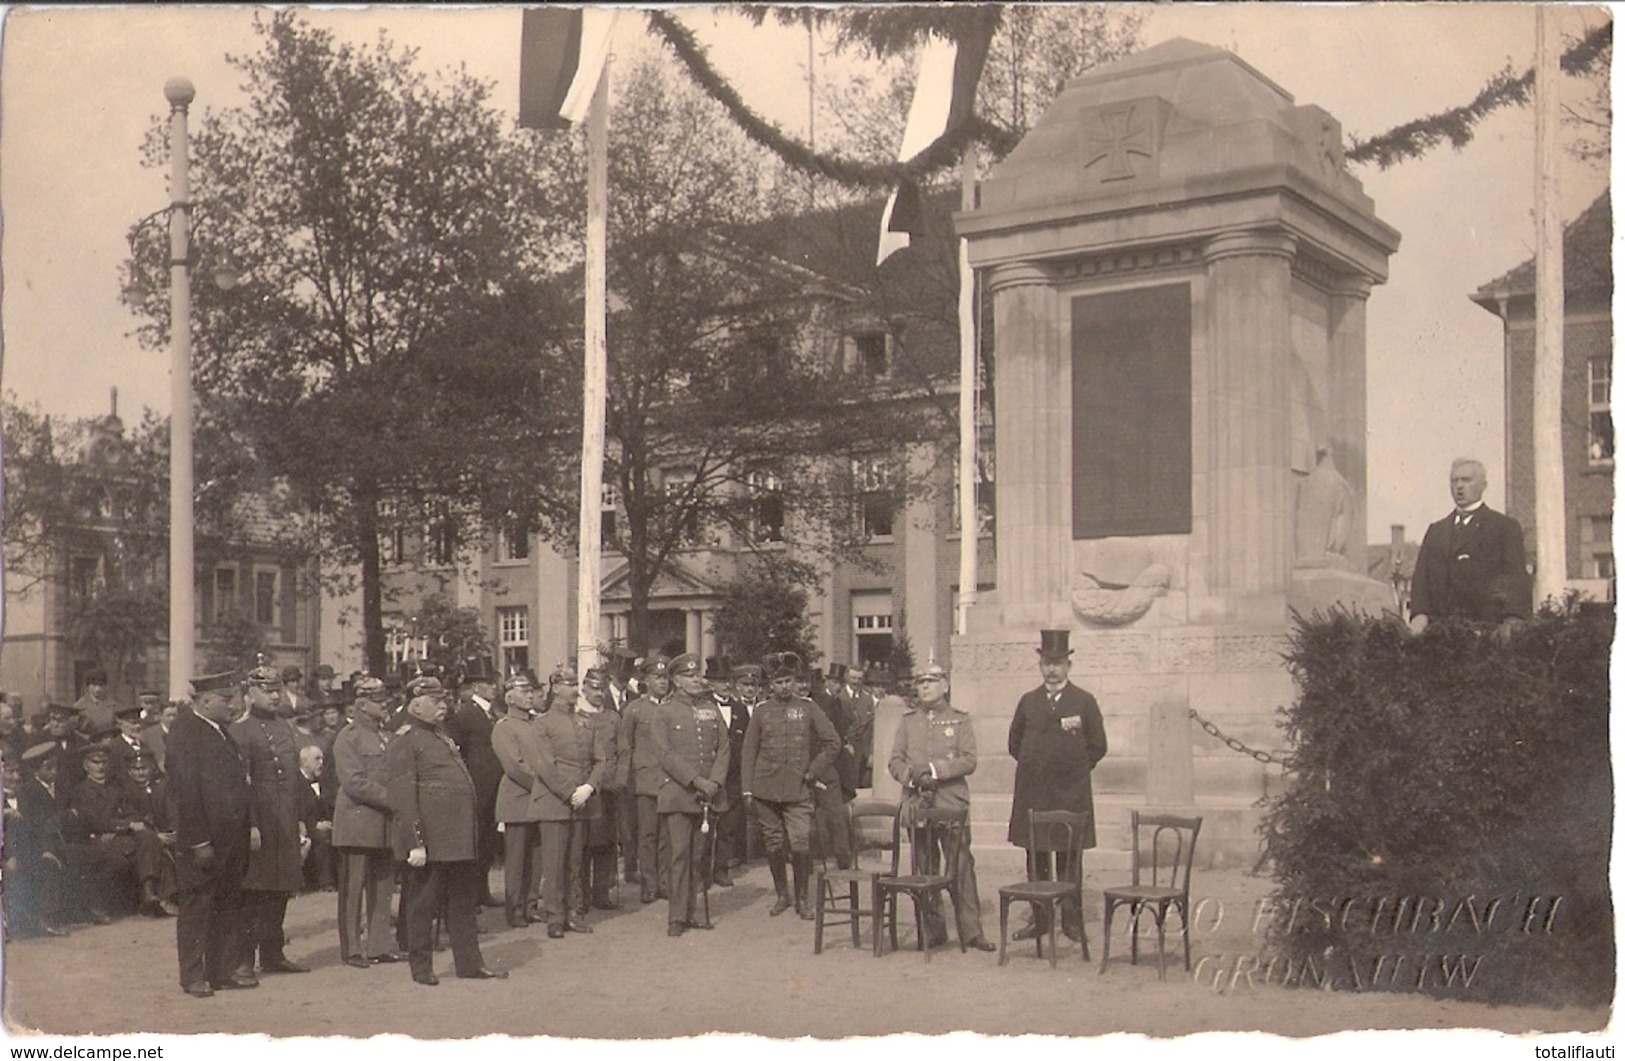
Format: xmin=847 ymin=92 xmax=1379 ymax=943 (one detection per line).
xmin=1084 ymin=103 xmax=1153 ymax=182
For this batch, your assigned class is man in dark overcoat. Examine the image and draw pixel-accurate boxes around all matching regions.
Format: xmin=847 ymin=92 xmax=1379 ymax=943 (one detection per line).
xmin=388 ymin=676 xmax=506 ymax=985
xmin=1409 ymin=458 xmax=1532 ymax=635
xmin=445 ymin=660 xmax=504 ymax=906
xmin=231 ymin=662 xmax=310 ymax=975
xmin=331 ymin=675 xmax=398 ymax=967
xmin=1007 ymin=629 xmax=1107 ymax=942
xmin=8 ymin=742 xmax=72 ymax=936
xmin=651 ymin=653 xmax=730 ymax=936
xmin=166 ymin=671 xmax=256 ymax=997
xmin=576 ymin=666 xmax=621 ymax=912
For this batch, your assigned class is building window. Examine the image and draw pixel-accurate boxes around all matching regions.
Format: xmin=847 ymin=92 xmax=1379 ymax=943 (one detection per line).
xmin=748 ymin=470 xmax=784 ymax=544
xmin=847 ymin=330 xmax=891 ymax=378
xmin=852 ymin=591 xmax=894 ymax=667
xmin=662 ymin=471 xmax=703 ymax=545
xmin=854 ymin=459 xmax=894 ymax=540
xmin=498 ymin=606 xmax=530 ymax=675
xmin=601 ymin=483 xmax=619 ymax=549
xmin=1583 ymin=515 xmax=1614 ymax=581
xmin=497 ymin=516 xmax=531 ymax=563
xmin=69 ymin=555 xmax=102 ymax=602
xmin=214 ymin=568 xmax=237 ymax=622
xmin=255 ymin=570 xmax=277 ymax=626
xmin=1589 ymin=357 xmax=1613 ymax=464
xmin=424 ymin=506 xmax=456 ymax=568
xmin=379 ymin=499 xmax=406 ymax=566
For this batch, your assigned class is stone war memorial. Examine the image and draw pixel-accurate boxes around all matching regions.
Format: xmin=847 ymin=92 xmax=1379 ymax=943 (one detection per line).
xmin=953 ymin=39 xmax=1402 ymax=865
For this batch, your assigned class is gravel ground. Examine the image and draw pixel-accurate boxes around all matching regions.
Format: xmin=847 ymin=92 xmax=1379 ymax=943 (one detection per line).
xmin=1 ymin=854 xmax=1609 ymax=1041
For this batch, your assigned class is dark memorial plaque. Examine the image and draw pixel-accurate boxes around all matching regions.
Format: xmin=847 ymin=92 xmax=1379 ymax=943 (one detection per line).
xmin=1072 ymin=283 xmax=1191 ymax=538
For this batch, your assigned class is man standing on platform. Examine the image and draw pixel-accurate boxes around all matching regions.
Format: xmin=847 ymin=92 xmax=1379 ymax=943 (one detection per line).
xmin=1007 ymin=629 xmax=1107 ymax=942
xmin=232 ymin=662 xmax=311 ymax=976
xmin=331 ymin=675 xmax=399 ymax=968
xmin=1409 ymin=458 xmax=1532 ymax=636
xmin=887 ymin=661 xmax=997 ymax=952
xmin=388 ymin=675 xmax=507 ymax=985
xmin=167 ymin=670 xmax=255 ymax=997
xmin=651 ymin=653 xmax=730 ymax=936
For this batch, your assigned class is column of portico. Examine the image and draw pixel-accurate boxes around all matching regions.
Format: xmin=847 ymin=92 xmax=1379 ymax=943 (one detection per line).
xmin=1328 ymin=276 xmax=1374 ymax=564
xmin=988 ymin=262 xmax=1069 ymax=625
xmin=1204 ymin=231 xmax=1297 ymax=609
xmin=685 ymin=610 xmax=703 ymax=656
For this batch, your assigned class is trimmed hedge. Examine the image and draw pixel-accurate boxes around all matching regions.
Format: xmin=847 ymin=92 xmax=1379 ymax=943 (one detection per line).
xmin=1259 ymin=599 xmax=1613 ymax=1006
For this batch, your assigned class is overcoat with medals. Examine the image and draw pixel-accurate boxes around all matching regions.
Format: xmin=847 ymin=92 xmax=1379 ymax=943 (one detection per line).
xmin=1006 ymin=682 xmax=1107 ymax=849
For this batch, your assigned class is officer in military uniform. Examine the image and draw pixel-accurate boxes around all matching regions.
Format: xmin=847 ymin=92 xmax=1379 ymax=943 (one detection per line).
xmin=388 ymin=675 xmax=507 ymax=985
xmin=231 ymin=661 xmax=311 ymax=975
xmin=577 ymin=666 xmax=622 ymax=912
xmin=619 ymin=655 xmax=672 ymax=904
xmin=491 ymin=668 xmax=543 ymax=928
xmin=886 ymin=661 xmax=996 ymax=952
xmin=742 ymin=652 xmax=838 ymax=919
xmin=68 ymin=742 xmax=173 ymax=916
xmin=651 ymin=653 xmax=730 ymax=936
xmin=331 ymin=676 xmax=399 ymax=967
xmin=533 ymin=669 xmax=608 ymax=939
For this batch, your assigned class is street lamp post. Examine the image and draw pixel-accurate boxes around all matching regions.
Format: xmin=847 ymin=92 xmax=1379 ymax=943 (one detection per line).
xmin=165 ymin=77 xmax=195 ymax=700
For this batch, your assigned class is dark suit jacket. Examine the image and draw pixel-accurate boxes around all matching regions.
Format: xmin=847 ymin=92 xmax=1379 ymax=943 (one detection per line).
xmin=446 ymin=699 xmax=504 ymax=803
xmin=387 ymin=719 xmax=478 ymax=863
xmin=1007 ymin=683 xmax=1108 ymax=849
xmin=1410 ymin=506 xmax=1532 ymax=622
xmin=165 ymin=707 xmax=254 ymax=890
xmin=14 ymin=776 xmax=67 ymax=864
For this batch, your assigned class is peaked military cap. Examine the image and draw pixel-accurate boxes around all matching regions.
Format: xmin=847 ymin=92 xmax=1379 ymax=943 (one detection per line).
xmin=669 ymin=653 xmax=701 ymax=677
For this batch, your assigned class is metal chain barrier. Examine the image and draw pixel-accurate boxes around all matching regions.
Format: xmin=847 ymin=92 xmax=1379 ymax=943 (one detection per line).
xmin=1187 ymin=707 xmax=1289 ymax=766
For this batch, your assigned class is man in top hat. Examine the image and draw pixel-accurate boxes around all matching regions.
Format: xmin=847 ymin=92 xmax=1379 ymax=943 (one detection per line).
xmin=446 ymin=657 xmax=505 ymax=907
xmin=742 ymin=652 xmax=839 ymax=918
xmin=721 ymin=662 xmax=764 ymax=874
xmin=167 ymin=670 xmax=257 ymax=996
xmin=331 ymin=675 xmax=400 ymax=968
xmin=490 ymin=669 xmax=545 ymax=928
xmin=532 ymin=668 xmax=609 ymax=938
xmin=576 ymin=665 xmax=622 ymax=912
xmin=1008 ymin=628 xmax=1107 ymax=942
xmin=74 ymin=667 xmax=117 ymax=734
xmin=619 ymin=654 xmax=672 ymax=904
xmin=807 ymin=663 xmax=854 ymax=872
xmin=650 ymin=653 xmax=731 ymax=936
xmin=231 ymin=660 xmax=311 ymax=976
xmin=887 ymin=660 xmax=997 ymax=952
xmin=387 ymin=674 xmax=507 ymax=985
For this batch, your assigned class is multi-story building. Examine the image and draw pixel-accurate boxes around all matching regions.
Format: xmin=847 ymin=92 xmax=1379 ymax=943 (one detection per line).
xmin=2 ymin=403 xmax=323 ymax=711
xmin=377 ymin=195 xmax=994 ymax=675
xmin=1470 ymin=192 xmax=1613 ymax=602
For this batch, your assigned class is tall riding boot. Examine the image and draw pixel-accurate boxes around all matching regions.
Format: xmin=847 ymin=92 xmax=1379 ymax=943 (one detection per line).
xmin=767 ymin=853 xmax=792 ymax=917
xmin=792 ymin=853 xmax=815 ymax=921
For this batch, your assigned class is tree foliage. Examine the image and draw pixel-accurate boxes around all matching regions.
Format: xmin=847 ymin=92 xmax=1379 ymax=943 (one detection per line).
xmin=414 ymin=592 xmax=491 ymax=667
xmin=123 ymin=11 xmax=577 ymax=674
xmin=708 ymin=569 xmax=820 ymax=668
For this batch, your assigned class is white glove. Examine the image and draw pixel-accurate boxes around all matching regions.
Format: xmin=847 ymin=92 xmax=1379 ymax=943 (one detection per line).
xmin=407 ymin=846 xmax=427 ymax=868
xmin=570 ymin=784 xmax=594 ymax=809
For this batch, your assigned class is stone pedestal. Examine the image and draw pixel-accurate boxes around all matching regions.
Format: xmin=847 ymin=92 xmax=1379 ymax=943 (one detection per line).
xmin=952 ymin=39 xmax=1400 ymax=865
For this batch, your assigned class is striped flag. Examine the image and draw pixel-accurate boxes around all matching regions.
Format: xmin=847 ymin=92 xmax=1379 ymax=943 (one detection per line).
xmin=518 ymin=8 xmax=620 ymax=130
xmin=876 ymin=34 xmax=989 ymax=266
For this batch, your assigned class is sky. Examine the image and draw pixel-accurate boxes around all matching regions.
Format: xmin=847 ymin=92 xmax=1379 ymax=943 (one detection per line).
xmin=0 ymin=3 xmax=1611 ymax=552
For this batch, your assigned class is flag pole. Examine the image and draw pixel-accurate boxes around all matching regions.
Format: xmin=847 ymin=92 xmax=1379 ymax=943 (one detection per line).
xmin=1531 ymin=5 xmax=1566 ymax=608
xmin=955 ymin=145 xmax=979 ymax=637
xmin=575 ymin=65 xmax=609 ymax=673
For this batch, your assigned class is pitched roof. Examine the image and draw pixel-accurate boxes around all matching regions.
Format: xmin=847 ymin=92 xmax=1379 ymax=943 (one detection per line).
xmin=1471 ymin=192 xmax=1612 ymax=308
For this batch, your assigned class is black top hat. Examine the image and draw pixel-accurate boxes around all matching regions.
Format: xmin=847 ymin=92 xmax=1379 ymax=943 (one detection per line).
xmin=826 ymin=662 xmax=848 ymax=681
xmin=462 ymin=655 xmax=499 ymax=685
xmin=704 ymin=657 xmax=730 ymax=681
xmin=1038 ymin=629 xmax=1073 ymax=660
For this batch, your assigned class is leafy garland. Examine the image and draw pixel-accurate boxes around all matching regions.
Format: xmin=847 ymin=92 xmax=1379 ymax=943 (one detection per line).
xmin=646 ymin=9 xmax=1017 ymax=190
xmin=1345 ymin=21 xmax=1612 ymax=169
xmin=649 ymin=11 xmax=1611 ymax=185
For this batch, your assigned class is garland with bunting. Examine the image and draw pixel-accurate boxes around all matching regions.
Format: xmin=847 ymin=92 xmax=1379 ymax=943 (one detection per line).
xmin=649 ymin=11 xmax=1610 ymax=185
xmin=1346 ymin=20 xmax=1612 ymax=169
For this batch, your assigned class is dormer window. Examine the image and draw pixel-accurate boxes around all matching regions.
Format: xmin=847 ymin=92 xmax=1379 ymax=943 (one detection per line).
xmin=846 ymin=330 xmax=891 ymax=378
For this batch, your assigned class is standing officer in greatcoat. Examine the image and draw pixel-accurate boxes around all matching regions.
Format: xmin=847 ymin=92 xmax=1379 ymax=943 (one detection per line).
xmin=533 ymin=669 xmax=608 ymax=938
xmin=388 ymin=675 xmax=507 ymax=985
xmin=741 ymin=652 xmax=838 ymax=919
xmin=577 ymin=665 xmax=622 ymax=912
xmin=331 ymin=675 xmax=399 ymax=967
xmin=491 ymin=669 xmax=544 ymax=928
xmin=650 ymin=653 xmax=730 ymax=936
xmin=1007 ymin=629 xmax=1107 ymax=942
xmin=167 ymin=670 xmax=256 ymax=997
xmin=619 ymin=655 xmax=672 ymax=904
xmin=231 ymin=661 xmax=311 ymax=975
xmin=887 ymin=661 xmax=997 ymax=952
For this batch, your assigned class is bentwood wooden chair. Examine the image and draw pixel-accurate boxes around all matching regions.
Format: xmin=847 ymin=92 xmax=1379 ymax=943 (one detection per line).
xmin=872 ymin=806 xmax=968 ymax=963
xmin=813 ymin=799 xmax=900 ymax=953
xmin=1099 ymin=811 xmax=1203 ymax=979
xmin=998 ymin=809 xmax=1091 ymax=968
